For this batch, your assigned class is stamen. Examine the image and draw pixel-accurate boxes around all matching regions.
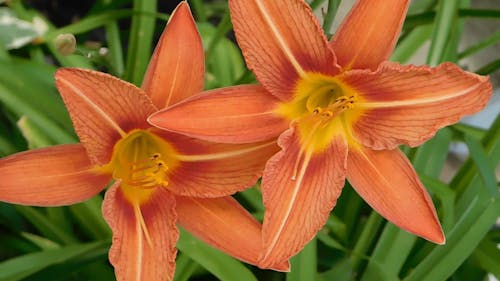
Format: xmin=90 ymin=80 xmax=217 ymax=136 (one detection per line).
xmin=124 ymin=153 xmax=170 ymax=189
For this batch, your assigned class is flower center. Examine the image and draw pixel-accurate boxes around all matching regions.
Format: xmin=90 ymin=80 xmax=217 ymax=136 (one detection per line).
xmin=100 ymin=129 xmax=179 ymax=203
xmin=277 ymin=73 xmax=363 ymax=153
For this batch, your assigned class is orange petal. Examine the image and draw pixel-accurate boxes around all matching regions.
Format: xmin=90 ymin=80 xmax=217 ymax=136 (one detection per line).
xmin=229 ymin=0 xmax=339 ymax=101
xmin=142 ymin=1 xmax=204 ymax=108
xmin=347 ymin=147 xmax=445 ymax=244
xmin=259 ymin=128 xmax=347 ymax=267
xmin=175 ymin=195 xmax=290 ymax=271
xmin=0 ymin=144 xmax=109 ymax=206
xmin=344 ymin=62 xmax=492 ymax=150
xmin=103 ymin=183 xmax=178 ymax=281
xmin=55 ymin=68 xmax=157 ymax=165
xmin=330 ymin=0 xmax=409 ymax=70
xmin=148 ymin=85 xmax=288 ymax=143
xmin=156 ymin=129 xmax=279 ymax=197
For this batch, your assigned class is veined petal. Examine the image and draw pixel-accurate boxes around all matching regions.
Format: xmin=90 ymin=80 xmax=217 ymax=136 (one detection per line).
xmin=347 ymin=147 xmax=445 ymax=244
xmin=55 ymin=68 xmax=157 ymax=165
xmin=157 ymin=129 xmax=279 ymax=197
xmin=148 ymin=85 xmax=288 ymax=143
xmin=330 ymin=0 xmax=409 ymax=70
xmin=103 ymin=183 xmax=178 ymax=281
xmin=344 ymin=62 xmax=492 ymax=150
xmin=259 ymin=128 xmax=347 ymax=267
xmin=0 ymin=144 xmax=109 ymax=206
xmin=229 ymin=0 xmax=339 ymax=101
xmin=175 ymin=196 xmax=290 ymax=271
xmin=142 ymin=1 xmax=204 ymax=108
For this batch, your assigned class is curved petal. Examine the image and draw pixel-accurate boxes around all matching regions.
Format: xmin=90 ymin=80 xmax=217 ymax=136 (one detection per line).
xmin=347 ymin=147 xmax=445 ymax=244
xmin=148 ymin=85 xmax=288 ymax=143
xmin=55 ymin=68 xmax=156 ymax=165
xmin=259 ymin=128 xmax=347 ymax=267
xmin=103 ymin=183 xmax=178 ymax=281
xmin=157 ymin=129 xmax=279 ymax=197
xmin=176 ymin=195 xmax=290 ymax=271
xmin=330 ymin=0 xmax=409 ymax=70
xmin=344 ymin=62 xmax=492 ymax=150
xmin=142 ymin=1 xmax=205 ymax=108
xmin=229 ymin=0 xmax=339 ymax=101
xmin=0 ymin=144 xmax=109 ymax=206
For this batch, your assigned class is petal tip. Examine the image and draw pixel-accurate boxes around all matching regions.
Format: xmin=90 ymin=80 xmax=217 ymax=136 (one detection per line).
xmin=427 ymin=228 xmax=446 ymax=245
xmin=259 ymin=260 xmax=291 ymax=272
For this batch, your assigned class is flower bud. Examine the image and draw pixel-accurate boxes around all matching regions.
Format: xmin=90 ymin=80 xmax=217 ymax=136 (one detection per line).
xmin=54 ymin=33 xmax=76 ymax=56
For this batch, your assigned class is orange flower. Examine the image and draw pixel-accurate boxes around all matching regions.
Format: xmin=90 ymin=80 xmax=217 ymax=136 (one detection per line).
xmin=0 ymin=2 xmax=287 ymax=280
xmin=148 ymin=0 xmax=493 ymax=267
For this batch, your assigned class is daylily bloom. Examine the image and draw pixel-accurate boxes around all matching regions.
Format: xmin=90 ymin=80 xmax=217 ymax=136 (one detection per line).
xmin=148 ymin=0 xmax=493 ymax=267
xmin=0 ymin=2 xmax=287 ymax=280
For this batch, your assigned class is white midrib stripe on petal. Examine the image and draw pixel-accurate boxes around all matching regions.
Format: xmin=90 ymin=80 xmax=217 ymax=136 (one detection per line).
xmin=254 ymin=0 xmax=305 ymax=77
xmin=175 ymin=141 xmax=275 ymax=162
xmin=262 ymin=149 xmax=312 ymax=261
xmin=58 ymin=77 xmax=127 ymax=137
xmin=357 ymin=83 xmax=482 ymax=109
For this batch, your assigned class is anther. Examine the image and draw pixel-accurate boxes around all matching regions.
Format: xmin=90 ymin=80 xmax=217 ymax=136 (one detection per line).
xmin=320 ymin=110 xmax=333 ymax=118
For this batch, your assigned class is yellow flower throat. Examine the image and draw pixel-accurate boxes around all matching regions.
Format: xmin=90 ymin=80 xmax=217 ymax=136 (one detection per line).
xmin=278 ymin=73 xmax=364 ymax=154
xmin=100 ymin=129 xmax=179 ymax=204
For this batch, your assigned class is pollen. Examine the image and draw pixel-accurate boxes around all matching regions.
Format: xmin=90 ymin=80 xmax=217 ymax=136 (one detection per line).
xmin=277 ymin=72 xmax=364 ymax=154
xmin=99 ymin=129 xmax=179 ymax=204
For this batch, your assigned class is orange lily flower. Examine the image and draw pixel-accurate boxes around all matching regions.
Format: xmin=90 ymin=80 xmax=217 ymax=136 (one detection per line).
xmin=0 ymin=2 xmax=287 ymax=280
xmin=148 ymin=0 xmax=493 ymax=268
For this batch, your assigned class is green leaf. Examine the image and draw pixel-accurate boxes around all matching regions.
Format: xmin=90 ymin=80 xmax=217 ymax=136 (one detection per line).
xmin=0 ymin=241 xmax=108 ymax=281
xmin=475 ymin=58 xmax=500 ymax=75
xmin=392 ymin=24 xmax=433 ymax=63
xmin=287 ymin=238 xmax=317 ymax=281
xmin=19 ymin=233 xmax=60 ymax=250
xmin=124 ymin=0 xmax=157 ymax=85
xmin=412 ymin=128 xmax=453 ymax=178
xmin=427 ymin=0 xmax=459 ymax=65
xmin=25 ymin=243 xmax=112 ymax=281
xmin=458 ymin=31 xmax=500 ymax=60
xmin=350 ymin=212 xmax=384 ymax=272
xmin=176 ymin=228 xmax=258 ymax=281
xmin=360 ymin=225 xmax=413 ymax=281
xmin=17 ymin=116 xmax=54 ymax=148
xmin=318 ymin=258 xmax=354 ymax=281
xmin=199 ymin=23 xmax=245 ymax=88
xmin=403 ymin=191 xmax=500 ymax=281
xmin=420 ymin=175 xmax=456 ymax=232
xmin=0 ymin=83 xmax=74 ymax=144
xmin=464 ymin=135 xmax=498 ymax=198
xmin=190 ymin=0 xmax=207 ymax=22
xmin=68 ymin=196 xmax=111 ymax=240
xmin=14 ymin=206 xmax=77 ymax=245
xmin=43 ymin=10 xmax=133 ymax=40
xmin=105 ymin=21 xmax=125 ymax=77
xmin=473 ymin=238 xmax=500 ymax=279
xmin=173 ymin=253 xmax=199 ymax=281
xmin=322 ymin=0 xmax=341 ymax=35
xmin=309 ymin=0 xmax=328 ymax=11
